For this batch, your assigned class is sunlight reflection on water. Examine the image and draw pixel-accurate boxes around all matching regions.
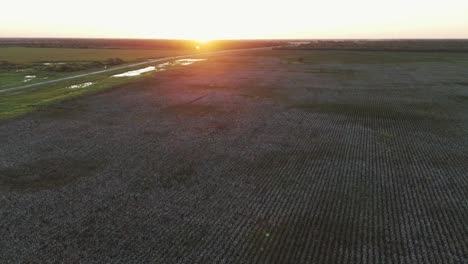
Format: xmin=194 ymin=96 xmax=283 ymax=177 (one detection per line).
xmin=23 ymin=75 xmax=36 ymax=82
xmin=112 ymin=66 xmax=156 ymax=77
xmin=112 ymin=58 xmax=206 ymax=77
xmin=67 ymin=82 xmax=94 ymax=89
xmin=175 ymin=59 xmax=207 ymax=65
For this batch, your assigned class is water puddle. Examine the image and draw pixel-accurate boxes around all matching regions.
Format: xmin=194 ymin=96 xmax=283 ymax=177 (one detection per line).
xmin=157 ymin=62 xmax=171 ymax=68
xmin=111 ymin=58 xmax=206 ymax=78
xmin=67 ymin=82 xmax=94 ymax=89
xmin=112 ymin=66 xmax=156 ymax=77
xmin=43 ymin=62 xmax=66 ymax=65
xmin=175 ymin=58 xmax=206 ymax=66
xmin=24 ymin=75 xmax=36 ymax=82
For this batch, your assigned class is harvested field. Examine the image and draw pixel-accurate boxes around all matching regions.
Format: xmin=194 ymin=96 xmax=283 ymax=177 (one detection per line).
xmin=1 ymin=50 xmax=468 ymax=263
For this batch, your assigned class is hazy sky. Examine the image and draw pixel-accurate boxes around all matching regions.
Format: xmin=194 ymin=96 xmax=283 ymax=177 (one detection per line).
xmin=1 ymin=0 xmax=468 ymax=39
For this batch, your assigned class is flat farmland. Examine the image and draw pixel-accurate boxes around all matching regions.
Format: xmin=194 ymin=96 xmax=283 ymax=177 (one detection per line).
xmin=1 ymin=50 xmax=468 ymax=263
xmin=0 ymin=47 xmax=191 ymax=64
xmin=0 ymin=47 xmax=193 ymax=92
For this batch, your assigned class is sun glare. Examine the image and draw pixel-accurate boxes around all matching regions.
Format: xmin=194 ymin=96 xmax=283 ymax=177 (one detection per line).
xmin=1 ymin=0 xmax=468 ymax=39
xmin=197 ymin=39 xmax=211 ymax=44
xmin=194 ymin=39 xmax=212 ymax=50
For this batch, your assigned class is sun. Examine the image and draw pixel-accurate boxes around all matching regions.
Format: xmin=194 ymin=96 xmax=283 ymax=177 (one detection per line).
xmin=194 ymin=38 xmax=213 ymax=50
xmin=196 ymin=38 xmax=212 ymax=44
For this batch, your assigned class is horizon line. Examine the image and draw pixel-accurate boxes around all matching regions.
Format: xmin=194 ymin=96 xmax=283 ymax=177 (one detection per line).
xmin=1 ymin=37 xmax=468 ymax=41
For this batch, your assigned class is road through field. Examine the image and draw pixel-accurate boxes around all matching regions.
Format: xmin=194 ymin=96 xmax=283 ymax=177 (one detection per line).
xmin=0 ymin=46 xmax=276 ymax=94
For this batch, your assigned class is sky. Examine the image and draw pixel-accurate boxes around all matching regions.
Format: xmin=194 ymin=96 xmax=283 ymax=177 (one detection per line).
xmin=1 ymin=0 xmax=468 ymax=40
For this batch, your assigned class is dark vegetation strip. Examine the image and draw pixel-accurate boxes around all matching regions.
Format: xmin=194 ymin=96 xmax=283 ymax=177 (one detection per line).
xmin=276 ymin=48 xmax=468 ymax=53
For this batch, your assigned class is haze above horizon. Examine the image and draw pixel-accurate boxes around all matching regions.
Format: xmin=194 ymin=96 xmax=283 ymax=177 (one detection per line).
xmin=1 ymin=0 xmax=468 ymax=40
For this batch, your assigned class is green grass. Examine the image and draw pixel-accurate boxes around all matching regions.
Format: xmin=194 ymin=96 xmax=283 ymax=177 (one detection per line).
xmin=0 ymin=60 xmax=203 ymax=119
xmin=0 ymin=69 xmax=91 ymax=89
xmin=0 ymin=71 xmax=29 ymax=87
xmin=0 ymin=47 xmax=198 ymax=90
xmin=0 ymin=76 xmax=139 ymax=119
xmin=0 ymin=47 xmax=191 ymax=64
xmin=0 ymin=46 xmax=208 ymax=117
xmin=1 ymin=76 xmax=122 ymax=118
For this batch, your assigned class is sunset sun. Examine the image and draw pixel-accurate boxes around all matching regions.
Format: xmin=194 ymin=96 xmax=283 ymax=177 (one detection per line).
xmin=195 ymin=38 xmax=212 ymax=44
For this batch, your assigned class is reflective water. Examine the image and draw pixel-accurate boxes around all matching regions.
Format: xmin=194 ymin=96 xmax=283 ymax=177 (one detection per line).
xmin=24 ymin=75 xmax=36 ymax=83
xmin=157 ymin=62 xmax=171 ymax=68
xmin=43 ymin=62 xmax=66 ymax=65
xmin=112 ymin=66 xmax=156 ymax=77
xmin=67 ymin=82 xmax=94 ymax=89
xmin=111 ymin=58 xmax=206 ymax=78
xmin=175 ymin=59 xmax=206 ymax=65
